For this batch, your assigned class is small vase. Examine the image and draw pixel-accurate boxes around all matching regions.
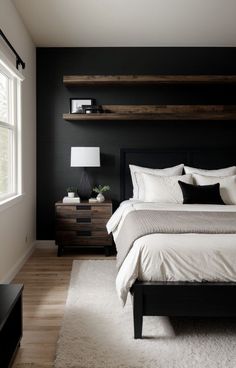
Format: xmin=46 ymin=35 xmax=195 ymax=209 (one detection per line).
xmin=68 ymin=192 xmax=75 ymax=198
xmin=96 ymin=193 xmax=105 ymax=202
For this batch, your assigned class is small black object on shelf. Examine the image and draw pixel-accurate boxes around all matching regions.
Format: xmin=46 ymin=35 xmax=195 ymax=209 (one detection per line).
xmin=82 ymin=105 xmax=104 ymax=114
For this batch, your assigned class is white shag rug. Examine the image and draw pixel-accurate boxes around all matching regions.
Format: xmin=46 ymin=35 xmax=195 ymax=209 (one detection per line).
xmin=55 ymin=260 xmax=236 ymax=368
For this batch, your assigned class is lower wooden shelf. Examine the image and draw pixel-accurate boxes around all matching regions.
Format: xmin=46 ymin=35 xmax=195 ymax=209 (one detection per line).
xmin=63 ymin=105 xmax=236 ymax=121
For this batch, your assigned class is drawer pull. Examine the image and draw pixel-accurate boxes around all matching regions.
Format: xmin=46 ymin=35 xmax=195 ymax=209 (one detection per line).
xmin=76 ymin=205 xmax=91 ymax=210
xmin=76 ymin=230 xmax=91 ymax=236
xmin=77 ymin=218 xmax=91 ymax=223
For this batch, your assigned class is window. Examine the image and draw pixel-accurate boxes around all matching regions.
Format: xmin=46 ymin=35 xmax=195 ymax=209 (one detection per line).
xmin=0 ymin=55 xmax=22 ymax=204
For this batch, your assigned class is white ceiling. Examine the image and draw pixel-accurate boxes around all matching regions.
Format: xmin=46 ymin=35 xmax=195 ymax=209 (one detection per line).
xmin=12 ymin=0 xmax=236 ymax=47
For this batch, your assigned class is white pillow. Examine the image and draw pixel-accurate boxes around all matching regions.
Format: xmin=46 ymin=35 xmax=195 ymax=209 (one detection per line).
xmin=184 ymin=165 xmax=236 ymax=177
xmin=141 ymin=173 xmax=193 ymax=203
xmin=193 ymin=174 xmax=236 ymax=205
xmin=129 ymin=163 xmax=184 ymax=199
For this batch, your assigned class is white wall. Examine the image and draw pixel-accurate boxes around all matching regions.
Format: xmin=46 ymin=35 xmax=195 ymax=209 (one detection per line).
xmin=0 ymin=0 xmax=36 ymax=282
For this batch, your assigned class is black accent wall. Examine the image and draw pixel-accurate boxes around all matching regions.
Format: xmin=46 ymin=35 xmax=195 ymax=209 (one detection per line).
xmin=37 ymin=47 xmax=236 ymax=239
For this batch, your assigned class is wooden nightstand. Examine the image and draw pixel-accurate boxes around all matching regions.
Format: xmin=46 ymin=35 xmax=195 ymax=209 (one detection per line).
xmin=55 ymin=200 xmax=113 ymax=256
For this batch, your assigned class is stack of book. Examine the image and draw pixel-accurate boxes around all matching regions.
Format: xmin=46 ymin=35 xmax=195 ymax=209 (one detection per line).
xmin=62 ymin=196 xmax=81 ymax=203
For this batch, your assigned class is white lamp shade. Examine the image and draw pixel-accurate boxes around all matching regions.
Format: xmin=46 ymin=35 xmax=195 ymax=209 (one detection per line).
xmin=70 ymin=147 xmax=100 ymax=167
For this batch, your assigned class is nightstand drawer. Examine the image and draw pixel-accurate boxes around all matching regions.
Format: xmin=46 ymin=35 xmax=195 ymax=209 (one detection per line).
xmin=56 ymin=205 xmax=111 ymax=219
xmin=56 ymin=218 xmax=107 ymax=231
xmin=56 ymin=231 xmax=112 ymax=246
xmin=56 ymin=206 xmax=92 ymax=218
xmin=56 ymin=230 xmax=109 ymax=238
xmin=91 ymin=205 xmax=112 ymax=218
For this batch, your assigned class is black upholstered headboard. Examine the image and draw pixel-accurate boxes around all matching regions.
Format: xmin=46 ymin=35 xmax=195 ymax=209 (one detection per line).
xmin=120 ymin=148 xmax=236 ymax=201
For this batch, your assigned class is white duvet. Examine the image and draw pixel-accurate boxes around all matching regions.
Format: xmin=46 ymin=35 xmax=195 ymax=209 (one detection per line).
xmin=107 ymin=200 xmax=236 ymax=305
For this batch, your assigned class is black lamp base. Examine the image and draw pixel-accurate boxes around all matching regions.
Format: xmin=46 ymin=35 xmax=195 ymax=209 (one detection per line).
xmin=78 ymin=168 xmax=93 ymax=199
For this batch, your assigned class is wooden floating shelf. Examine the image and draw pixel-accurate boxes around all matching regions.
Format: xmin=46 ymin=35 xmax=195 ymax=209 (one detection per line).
xmin=63 ymin=75 xmax=236 ymax=86
xmin=63 ymin=105 xmax=236 ymax=121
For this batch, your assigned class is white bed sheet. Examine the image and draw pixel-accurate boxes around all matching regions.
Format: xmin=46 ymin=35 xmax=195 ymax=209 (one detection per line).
xmin=107 ymin=201 xmax=236 ymax=305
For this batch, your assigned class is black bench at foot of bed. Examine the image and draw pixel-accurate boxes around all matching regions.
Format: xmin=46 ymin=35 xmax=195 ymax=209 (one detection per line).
xmin=130 ymin=280 xmax=236 ymax=339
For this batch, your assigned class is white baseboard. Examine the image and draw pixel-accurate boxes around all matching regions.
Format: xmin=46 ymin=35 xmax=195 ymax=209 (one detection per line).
xmin=0 ymin=242 xmax=36 ymax=284
xmin=35 ymin=240 xmax=55 ymax=248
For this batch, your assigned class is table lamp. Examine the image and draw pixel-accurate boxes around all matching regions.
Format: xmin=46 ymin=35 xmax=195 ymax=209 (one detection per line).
xmin=70 ymin=147 xmax=100 ymax=199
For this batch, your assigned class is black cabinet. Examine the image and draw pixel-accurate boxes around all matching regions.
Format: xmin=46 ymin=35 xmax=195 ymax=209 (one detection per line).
xmin=0 ymin=284 xmax=24 ymax=367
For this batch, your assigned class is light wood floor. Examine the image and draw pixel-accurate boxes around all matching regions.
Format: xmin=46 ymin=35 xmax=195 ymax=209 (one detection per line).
xmin=13 ymin=246 xmax=114 ymax=368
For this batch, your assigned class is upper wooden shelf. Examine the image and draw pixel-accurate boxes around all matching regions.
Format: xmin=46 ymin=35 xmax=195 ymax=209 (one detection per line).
xmin=63 ymin=75 xmax=236 ymax=86
xmin=63 ymin=105 xmax=236 ymax=121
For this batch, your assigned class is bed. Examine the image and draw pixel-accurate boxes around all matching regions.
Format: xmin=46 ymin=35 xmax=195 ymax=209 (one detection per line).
xmin=108 ymin=148 xmax=236 ymax=339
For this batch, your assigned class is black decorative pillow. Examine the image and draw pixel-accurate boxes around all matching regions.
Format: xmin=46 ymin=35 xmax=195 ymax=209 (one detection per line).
xmin=178 ymin=181 xmax=225 ymax=205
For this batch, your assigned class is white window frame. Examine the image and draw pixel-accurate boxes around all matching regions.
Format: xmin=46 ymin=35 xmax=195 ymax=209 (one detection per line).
xmin=0 ymin=49 xmax=24 ymax=209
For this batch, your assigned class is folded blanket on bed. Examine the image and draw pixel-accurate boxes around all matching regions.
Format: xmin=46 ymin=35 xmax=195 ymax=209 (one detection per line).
xmin=116 ymin=210 xmax=236 ymax=269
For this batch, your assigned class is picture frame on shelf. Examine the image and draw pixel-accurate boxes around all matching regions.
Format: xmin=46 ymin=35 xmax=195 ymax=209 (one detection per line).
xmin=70 ymin=98 xmax=96 ymax=114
